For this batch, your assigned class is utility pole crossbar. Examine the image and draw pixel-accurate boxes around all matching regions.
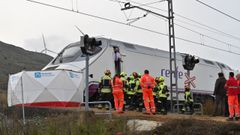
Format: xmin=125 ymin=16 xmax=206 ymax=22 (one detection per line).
xmin=121 ymin=4 xmax=169 ymax=19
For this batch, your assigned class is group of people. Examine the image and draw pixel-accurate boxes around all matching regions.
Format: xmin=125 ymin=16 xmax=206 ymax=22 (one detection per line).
xmin=98 ymin=69 xmax=194 ymax=115
xmin=213 ymin=72 xmax=240 ymax=121
xmin=99 ymin=69 xmax=161 ymax=114
xmin=98 ymin=68 xmax=240 ymax=119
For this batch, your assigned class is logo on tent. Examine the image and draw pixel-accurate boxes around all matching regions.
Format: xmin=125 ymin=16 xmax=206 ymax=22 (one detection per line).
xmin=35 ymin=72 xmax=41 ymax=78
xmin=34 ymin=72 xmax=55 ymax=78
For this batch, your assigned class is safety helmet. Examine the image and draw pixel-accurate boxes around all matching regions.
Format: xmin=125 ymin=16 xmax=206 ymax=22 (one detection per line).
xmin=159 ymin=76 xmax=165 ymax=82
xmin=120 ymin=72 xmax=127 ymax=77
xmin=129 ymin=75 xmax=134 ymax=80
xmin=104 ymin=70 xmax=111 ymax=75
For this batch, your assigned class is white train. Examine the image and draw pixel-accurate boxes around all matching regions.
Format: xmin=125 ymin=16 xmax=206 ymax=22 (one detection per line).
xmin=42 ymin=37 xmax=234 ymax=102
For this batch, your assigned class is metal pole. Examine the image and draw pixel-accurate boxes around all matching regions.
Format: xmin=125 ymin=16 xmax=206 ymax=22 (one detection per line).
xmin=121 ymin=1 xmax=178 ymax=112
xmin=187 ymin=70 xmax=190 ymax=87
xmin=168 ymin=0 xmax=178 ymax=112
xmin=20 ymin=75 xmax=26 ymax=125
xmin=85 ymin=54 xmax=89 ymax=111
xmin=187 ymin=70 xmax=193 ymax=98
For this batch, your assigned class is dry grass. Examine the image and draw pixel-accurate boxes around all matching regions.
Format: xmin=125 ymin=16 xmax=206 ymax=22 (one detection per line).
xmin=0 ymin=90 xmax=7 ymax=114
xmin=0 ymin=110 xmax=132 ymax=135
xmin=151 ymin=119 xmax=240 ymax=135
xmin=1 ymin=91 xmax=238 ymax=135
xmin=0 ymin=91 xmax=132 ymax=135
xmin=202 ymin=99 xmax=215 ymax=115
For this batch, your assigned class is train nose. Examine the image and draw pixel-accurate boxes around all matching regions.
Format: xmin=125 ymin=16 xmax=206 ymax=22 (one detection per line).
xmin=8 ymin=70 xmax=84 ymax=107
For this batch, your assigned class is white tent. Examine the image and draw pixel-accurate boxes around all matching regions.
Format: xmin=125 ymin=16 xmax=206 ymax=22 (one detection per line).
xmin=8 ymin=70 xmax=83 ymax=107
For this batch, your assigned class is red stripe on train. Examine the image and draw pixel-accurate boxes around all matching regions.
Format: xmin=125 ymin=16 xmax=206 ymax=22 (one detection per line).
xmin=15 ymin=102 xmax=81 ymax=107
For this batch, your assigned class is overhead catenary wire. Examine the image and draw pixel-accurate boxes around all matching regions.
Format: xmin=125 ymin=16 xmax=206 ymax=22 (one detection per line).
xmin=26 ymin=0 xmax=168 ymax=36
xmin=151 ymin=13 xmax=240 ymax=50
xmin=76 ymin=0 xmax=78 ymax=12
xmin=175 ymin=23 xmax=240 ymax=50
xmin=196 ymin=0 xmax=240 ymax=23
xmin=26 ymin=0 xmax=240 ymax=56
xmin=112 ymin=0 xmax=148 ymax=24
xmin=126 ymin=13 xmax=148 ymax=25
xmin=114 ymin=0 xmax=129 ymax=20
xmin=71 ymin=0 xmax=73 ymax=11
xmin=110 ymin=0 xmax=161 ymax=21
xmin=121 ymin=0 xmax=240 ymax=42
xmin=124 ymin=0 xmax=167 ymax=12
xmin=174 ymin=13 xmax=240 ymax=41
xmin=138 ymin=0 xmax=166 ymax=6
xmin=175 ymin=37 xmax=240 ymax=55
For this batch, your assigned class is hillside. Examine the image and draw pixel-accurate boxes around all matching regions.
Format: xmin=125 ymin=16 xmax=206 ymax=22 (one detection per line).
xmin=0 ymin=41 xmax=53 ymax=89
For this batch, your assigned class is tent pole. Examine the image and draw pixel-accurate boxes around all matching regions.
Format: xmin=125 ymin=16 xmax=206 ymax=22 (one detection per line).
xmin=20 ymin=74 xmax=26 ymax=125
xmin=85 ymin=54 xmax=89 ymax=111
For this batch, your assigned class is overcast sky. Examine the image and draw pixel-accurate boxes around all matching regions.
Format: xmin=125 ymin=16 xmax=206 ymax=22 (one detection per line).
xmin=1 ymin=0 xmax=240 ymax=69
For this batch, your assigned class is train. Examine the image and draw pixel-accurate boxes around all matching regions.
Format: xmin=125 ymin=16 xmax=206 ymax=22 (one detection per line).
xmin=42 ymin=37 xmax=235 ymax=103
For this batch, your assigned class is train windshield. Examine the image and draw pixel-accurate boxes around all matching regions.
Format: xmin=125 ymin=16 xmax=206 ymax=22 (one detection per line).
xmin=62 ymin=46 xmax=81 ymax=58
xmin=52 ymin=43 xmax=102 ymax=64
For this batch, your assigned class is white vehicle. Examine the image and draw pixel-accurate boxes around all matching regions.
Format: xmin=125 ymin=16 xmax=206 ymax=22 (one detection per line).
xmin=42 ymin=37 xmax=234 ymax=102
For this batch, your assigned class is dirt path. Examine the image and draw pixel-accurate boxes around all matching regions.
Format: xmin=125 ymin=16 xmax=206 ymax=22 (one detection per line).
xmin=111 ymin=110 xmax=235 ymax=123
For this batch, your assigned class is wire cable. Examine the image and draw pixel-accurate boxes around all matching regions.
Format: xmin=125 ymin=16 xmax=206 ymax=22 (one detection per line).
xmin=121 ymin=0 xmax=240 ymax=41
xmin=26 ymin=0 xmax=240 ymax=55
xmin=174 ymin=16 xmax=240 ymax=41
xmin=139 ymin=0 xmax=166 ymax=6
xmin=175 ymin=23 xmax=240 ymax=50
xmin=125 ymin=0 xmax=167 ymax=12
xmin=196 ymin=0 xmax=240 ymax=23
xmin=151 ymin=13 xmax=240 ymax=50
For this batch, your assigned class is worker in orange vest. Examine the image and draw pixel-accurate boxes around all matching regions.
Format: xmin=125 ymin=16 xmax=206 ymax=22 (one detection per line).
xmin=140 ymin=70 xmax=156 ymax=114
xmin=225 ymin=72 xmax=239 ymax=121
xmin=112 ymin=74 xmax=124 ymax=113
xmin=236 ymin=73 xmax=240 ymax=115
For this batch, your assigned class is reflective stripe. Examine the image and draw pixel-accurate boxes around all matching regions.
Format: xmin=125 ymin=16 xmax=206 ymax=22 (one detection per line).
xmin=144 ymin=99 xmax=150 ymax=102
xmin=127 ymin=91 xmax=136 ymax=95
xmin=113 ymin=84 xmax=122 ymax=87
xmin=113 ymin=89 xmax=122 ymax=92
xmin=228 ymin=86 xmax=238 ymax=88
xmin=229 ymin=105 xmax=237 ymax=108
xmin=142 ymin=80 xmax=154 ymax=88
xmin=101 ymin=88 xmax=111 ymax=93
xmin=142 ymin=82 xmax=152 ymax=88
xmin=143 ymin=82 xmax=152 ymax=85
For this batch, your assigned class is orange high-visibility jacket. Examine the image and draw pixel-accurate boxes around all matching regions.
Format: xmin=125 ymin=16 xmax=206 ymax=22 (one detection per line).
xmin=112 ymin=77 xmax=123 ymax=91
xmin=225 ymin=77 xmax=238 ymax=96
xmin=140 ymin=74 xmax=156 ymax=90
xmin=237 ymin=80 xmax=240 ymax=94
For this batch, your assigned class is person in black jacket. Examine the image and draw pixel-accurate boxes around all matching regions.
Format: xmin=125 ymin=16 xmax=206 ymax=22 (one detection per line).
xmin=213 ymin=72 xmax=227 ymax=116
